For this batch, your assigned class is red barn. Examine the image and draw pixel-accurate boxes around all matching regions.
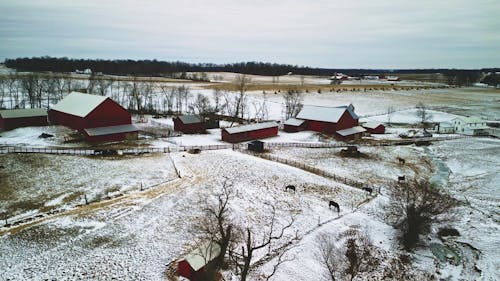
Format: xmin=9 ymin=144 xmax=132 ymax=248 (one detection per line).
xmin=335 ymin=126 xmax=367 ymax=141
xmin=173 ymin=115 xmax=205 ymax=134
xmin=362 ymin=122 xmax=386 ymax=134
xmin=283 ymin=118 xmax=307 ymax=132
xmin=0 ymin=109 xmax=48 ymax=131
xmin=48 ymin=92 xmax=138 ymax=142
xmin=177 ymin=243 xmax=221 ymax=281
xmin=221 ymin=122 xmax=278 ymax=143
xmin=295 ymin=104 xmax=359 ymax=134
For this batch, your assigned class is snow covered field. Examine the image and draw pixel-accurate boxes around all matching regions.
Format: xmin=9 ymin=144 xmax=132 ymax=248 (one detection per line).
xmin=0 ymin=81 xmax=499 ymax=280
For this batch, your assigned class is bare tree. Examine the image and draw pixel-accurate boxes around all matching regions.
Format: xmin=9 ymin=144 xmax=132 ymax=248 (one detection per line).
xmin=87 ymin=72 xmax=98 ymax=94
xmin=20 ymin=74 xmax=39 ymax=108
xmin=0 ymin=77 xmax=6 ymax=109
xmin=229 ymin=205 xmax=296 ymax=281
xmin=283 ymin=89 xmax=303 ymax=119
xmin=384 ymin=177 xmax=456 ymax=250
xmin=232 ymin=74 xmax=251 ymax=121
xmin=7 ymin=73 xmax=21 ymax=108
xmin=316 ymin=234 xmax=344 ymax=281
xmin=95 ymin=78 xmax=113 ymax=96
xmin=415 ymin=102 xmax=433 ymax=129
xmin=190 ymin=93 xmax=212 ymax=116
xmin=212 ymin=88 xmax=223 ymax=113
xmin=387 ymin=105 xmax=395 ymax=126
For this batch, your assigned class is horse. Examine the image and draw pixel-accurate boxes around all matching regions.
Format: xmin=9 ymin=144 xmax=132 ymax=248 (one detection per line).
xmin=397 ymin=157 xmax=406 ymax=165
xmin=398 ymin=175 xmax=405 ymax=182
xmin=285 ymin=185 xmax=296 ymax=193
xmin=362 ymin=187 xmax=373 ymax=195
xmin=329 ymin=201 xmax=340 ymax=213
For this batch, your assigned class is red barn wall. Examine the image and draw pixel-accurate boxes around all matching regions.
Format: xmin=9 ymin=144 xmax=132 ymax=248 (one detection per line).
xmin=173 ymin=118 xmax=205 ymax=134
xmin=222 ymin=127 xmax=278 ymax=143
xmin=368 ymin=125 xmax=385 ymax=134
xmin=303 ymin=111 xmax=358 ymax=135
xmin=0 ymin=116 xmax=48 ymax=131
xmin=336 ymin=111 xmax=359 ymax=131
xmin=85 ymin=99 xmax=131 ymax=128
xmin=48 ymin=98 xmax=131 ymax=130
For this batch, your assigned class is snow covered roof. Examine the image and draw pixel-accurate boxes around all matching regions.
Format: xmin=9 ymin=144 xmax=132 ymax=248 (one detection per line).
xmin=284 ymin=118 xmax=305 ymax=126
xmin=452 ymin=116 xmax=485 ymax=124
xmin=0 ymin=108 xmax=47 ymax=119
xmin=362 ymin=122 xmax=383 ymax=129
xmin=83 ymin=124 xmax=139 ymax=136
xmin=336 ymin=126 xmax=366 ymax=136
xmin=178 ymin=115 xmax=202 ymax=124
xmin=51 ymin=92 xmax=108 ymax=117
xmin=224 ymin=122 xmax=278 ymax=134
xmin=296 ymin=105 xmax=358 ymax=123
xmin=183 ymin=242 xmax=221 ymax=271
xmin=439 ymin=122 xmax=454 ymax=127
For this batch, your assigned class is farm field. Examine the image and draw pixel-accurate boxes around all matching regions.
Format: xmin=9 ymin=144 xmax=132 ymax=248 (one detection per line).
xmin=0 ymin=74 xmax=499 ymax=281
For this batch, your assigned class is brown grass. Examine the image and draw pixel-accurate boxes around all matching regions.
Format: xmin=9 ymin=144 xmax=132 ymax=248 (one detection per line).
xmin=201 ymin=83 xmax=445 ymax=92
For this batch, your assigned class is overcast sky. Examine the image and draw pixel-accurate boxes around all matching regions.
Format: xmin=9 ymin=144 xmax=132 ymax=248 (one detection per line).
xmin=1 ymin=0 xmax=499 ymax=69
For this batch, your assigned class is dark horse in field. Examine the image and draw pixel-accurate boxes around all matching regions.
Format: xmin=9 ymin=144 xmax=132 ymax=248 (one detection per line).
xmin=397 ymin=157 xmax=406 ymax=165
xmin=329 ymin=200 xmax=340 ymax=213
xmin=285 ymin=185 xmax=296 ymax=193
xmin=398 ymin=175 xmax=406 ymax=182
xmin=362 ymin=187 xmax=373 ymax=195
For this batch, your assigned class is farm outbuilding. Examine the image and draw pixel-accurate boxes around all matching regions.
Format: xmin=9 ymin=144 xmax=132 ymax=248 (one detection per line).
xmin=177 ymin=242 xmax=221 ymax=281
xmin=436 ymin=122 xmax=454 ymax=134
xmin=83 ymin=124 xmax=139 ymax=143
xmin=294 ymin=104 xmax=359 ymax=135
xmin=0 ymin=108 xmax=48 ymax=131
xmin=48 ymin=92 xmax=137 ymax=142
xmin=362 ymin=122 xmax=386 ymax=134
xmin=335 ymin=126 xmax=366 ymax=141
xmin=173 ymin=115 xmax=205 ymax=134
xmin=221 ymin=122 xmax=278 ymax=143
xmin=283 ymin=118 xmax=307 ymax=132
xmin=248 ymin=140 xmax=265 ymax=152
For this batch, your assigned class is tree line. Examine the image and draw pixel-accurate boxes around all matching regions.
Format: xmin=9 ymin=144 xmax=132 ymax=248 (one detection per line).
xmin=5 ymin=57 xmax=496 ymax=79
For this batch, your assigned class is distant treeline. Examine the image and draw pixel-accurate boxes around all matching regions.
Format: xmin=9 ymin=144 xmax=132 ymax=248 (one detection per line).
xmin=4 ymin=57 xmax=497 ymax=84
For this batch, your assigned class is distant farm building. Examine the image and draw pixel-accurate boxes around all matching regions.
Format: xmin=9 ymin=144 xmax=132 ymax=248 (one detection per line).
xmin=436 ymin=122 xmax=454 ymax=134
xmin=173 ymin=115 xmax=205 ymax=134
xmin=0 ymin=108 xmax=48 ymax=131
xmin=294 ymin=104 xmax=359 ymax=135
xmin=283 ymin=118 xmax=307 ymax=132
xmin=177 ymin=242 xmax=221 ymax=281
xmin=335 ymin=126 xmax=367 ymax=141
xmin=221 ymin=122 xmax=278 ymax=143
xmin=285 ymin=104 xmax=364 ymax=141
xmin=48 ymin=92 xmax=138 ymax=142
xmin=362 ymin=122 xmax=386 ymax=134
xmin=450 ymin=116 xmax=490 ymax=136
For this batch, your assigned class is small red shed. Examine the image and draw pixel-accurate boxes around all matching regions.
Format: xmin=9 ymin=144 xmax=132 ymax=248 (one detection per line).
xmin=295 ymin=104 xmax=359 ymax=135
xmin=221 ymin=122 xmax=279 ymax=143
xmin=177 ymin=242 xmax=221 ymax=281
xmin=362 ymin=122 xmax=386 ymax=134
xmin=83 ymin=124 xmax=139 ymax=143
xmin=283 ymin=118 xmax=307 ymax=132
xmin=335 ymin=126 xmax=366 ymax=141
xmin=0 ymin=108 xmax=48 ymax=131
xmin=173 ymin=115 xmax=205 ymax=134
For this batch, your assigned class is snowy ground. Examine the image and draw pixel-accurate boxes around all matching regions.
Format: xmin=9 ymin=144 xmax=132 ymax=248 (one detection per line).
xmin=0 ymin=79 xmax=499 ymax=280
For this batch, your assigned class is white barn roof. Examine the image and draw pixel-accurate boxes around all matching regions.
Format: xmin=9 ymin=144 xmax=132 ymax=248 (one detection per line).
xmin=83 ymin=124 xmax=139 ymax=136
xmin=336 ymin=126 xmax=366 ymax=136
xmin=296 ymin=105 xmax=358 ymax=123
xmin=452 ymin=116 xmax=485 ymax=124
xmin=284 ymin=118 xmax=305 ymax=126
xmin=0 ymin=108 xmax=47 ymax=119
xmin=51 ymin=92 xmax=108 ymax=118
xmin=183 ymin=242 xmax=221 ymax=271
xmin=178 ymin=115 xmax=202 ymax=124
xmin=362 ymin=122 xmax=383 ymax=129
xmin=224 ymin=122 xmax=278 ymax=134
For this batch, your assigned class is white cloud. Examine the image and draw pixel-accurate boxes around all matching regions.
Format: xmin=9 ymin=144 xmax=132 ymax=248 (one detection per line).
xmin=1 ymin=0 xmax=499 ymax=68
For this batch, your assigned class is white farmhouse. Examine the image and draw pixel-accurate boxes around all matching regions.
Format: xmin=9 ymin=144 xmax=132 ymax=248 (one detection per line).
xmin=450 ymin=116 xmax=490 ymax=136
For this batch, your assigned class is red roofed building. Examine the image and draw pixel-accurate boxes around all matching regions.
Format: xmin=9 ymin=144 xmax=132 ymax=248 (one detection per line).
xmin=221 ymin=122 xmax=278 ymax=143
xmin=177 ymin=242 xmax=221 ymax=281
xmin=173 ymin=115 xmax=205 ymax=134
xmin=48 ymin=92 xmax=138 ymax=142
